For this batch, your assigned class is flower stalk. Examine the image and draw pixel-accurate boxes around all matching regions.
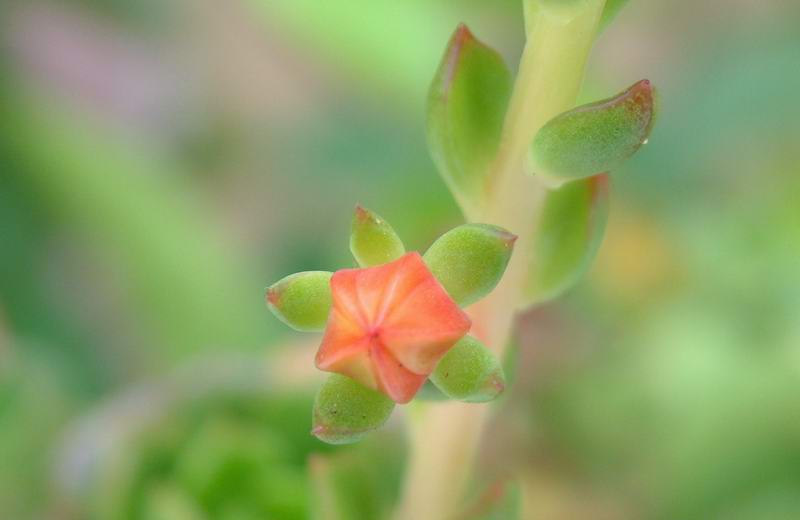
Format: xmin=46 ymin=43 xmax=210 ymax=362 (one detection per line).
xmin=395 ymin=1 xmax=608 ymax=518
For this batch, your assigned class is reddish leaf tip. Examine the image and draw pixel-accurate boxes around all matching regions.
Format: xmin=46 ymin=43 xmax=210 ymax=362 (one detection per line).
xmin=310 ymin=425 xmax=326 ymax=437
xmin=354 ymin=203 xmax=371 ymax=222
xmin=266 ymin=286 xmax=280 ymax=306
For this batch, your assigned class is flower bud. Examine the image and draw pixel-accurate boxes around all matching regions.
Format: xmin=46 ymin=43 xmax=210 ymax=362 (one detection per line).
xmin=349 ymin=205 xmax=405 ymax=267
xmin=430 ymin=336 xmax=505 ymax=403
xmin=312 ymin=374 xmax=395 ymax=445
xmin=424 ymin=224 xmax=516 ymax=307
xmin=530 ymin=80 xmax=656 ymax=182
xmin=521 ymin=175 xmax=609 ymax=307
xmin=427 ymin=24 xmax=512 ymax=218
xmin=266 ymin=271 xmax=332 ymax=332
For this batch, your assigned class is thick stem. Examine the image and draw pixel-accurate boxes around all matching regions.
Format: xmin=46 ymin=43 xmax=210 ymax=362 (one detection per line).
xmin=395 ymin=2 xmax=606 ymax=519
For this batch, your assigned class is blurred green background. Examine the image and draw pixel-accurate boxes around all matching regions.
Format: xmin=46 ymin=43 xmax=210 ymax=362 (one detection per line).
xmin=1 ymin=0 xmax=799 ymax=518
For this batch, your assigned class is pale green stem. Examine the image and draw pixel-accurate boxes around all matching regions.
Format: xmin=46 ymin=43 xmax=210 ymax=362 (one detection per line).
xmin=395 ymin=2 xmax=606 ymax=519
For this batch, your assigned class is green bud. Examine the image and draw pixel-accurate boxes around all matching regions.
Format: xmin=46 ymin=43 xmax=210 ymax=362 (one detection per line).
xmin=424 ymin=224 xmax=516 ymax=307
xmin=349 ymin=205 xmax=405 ymax=267
xmin=521 ymin=175 xmax=609 ymax=307
xmin=430 ymin=336 xmax=505 ymax=403
xmin=312 ymin=374 xmax=395 ymax=445
xmin=427 ymin=24 xmax=512 ymax=218
xmin=530 ymin=80 xmax=656 ymax=182
xmin=266 ymin=271 xmax=332 ymax=332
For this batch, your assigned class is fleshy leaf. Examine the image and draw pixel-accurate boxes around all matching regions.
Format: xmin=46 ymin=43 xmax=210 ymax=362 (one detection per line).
xmin=430 ymin=336 xmax=505 ymax=403
xmin=423 ymin=224 xmax=517 ymax=307
xmin=600 ymin=0 xmax=631 ymax=30
xmin=350 ymin=205 xmax=405 ymax=267
xmin=312 ymin=374 xmax=395 ymax=445
xmin=266 ymin=271 xmax=332 ymax=331
xmin=521 ymin=175 xmax=609 ymax=307
xmin=315 ymin=253 xmax=471 ymax=403
xmin=530 ymin=80 xmax=656 ymax=182
xmin=427 ymin=24 xmax=512 ymax=218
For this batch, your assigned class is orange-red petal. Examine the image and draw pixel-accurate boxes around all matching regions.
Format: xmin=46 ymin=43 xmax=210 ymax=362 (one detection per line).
xmin=315 ymin=252 xmax=471 ymax=403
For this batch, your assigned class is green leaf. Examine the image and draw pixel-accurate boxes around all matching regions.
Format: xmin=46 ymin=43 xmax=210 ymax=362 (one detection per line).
xmin=600 ymin=0 xmax=631 ymax=30
xmin=350 ymin=205 xmax=405 ymax=267
xmin=530 ymin=80 xmax=656 ymax=182
xmin=521 ymin=175 xmax=609 ymax=307
xmin=266 ymin=271 xmax=332 ymax=332
xmin=424 ymin=224 xmax=517 ymax=307
xmin=427 ymin=24 xmax=512 ymax=218
xmin=430 ymin=336 xmax=505 ymax=403
xmin=312 ymin=374 xmax=395 ymax=445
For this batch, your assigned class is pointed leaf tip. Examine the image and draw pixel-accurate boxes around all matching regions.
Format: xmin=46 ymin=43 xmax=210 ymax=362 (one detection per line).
xmin=530 ymin=79 xmax=657 ymax=182
xmin=424 ymin=224 xmax=516 ymax=307
xmin=266 ymin=271 xmax=332 ymax=331
xmin=427 ymin=24 xmax=512 ymax=218
xmin=430 ymin=336 xmax=506 ymax=403
xmin=312 ymin=374 xmax=395 ymax=445
xmin=350 ymin=205 xmax=405 ymax=267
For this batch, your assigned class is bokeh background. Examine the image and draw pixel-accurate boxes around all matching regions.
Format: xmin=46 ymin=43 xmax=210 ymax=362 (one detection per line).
xmin=1 ymin=0 xmax=799 ymax=518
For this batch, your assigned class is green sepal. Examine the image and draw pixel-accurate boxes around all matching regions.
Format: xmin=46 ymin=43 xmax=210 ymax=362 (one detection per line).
xmin=266 ymin=271 xmax=332 ymax=332
xmin=312 ymin=374 xmax=395 ymax=445
xmin=424 ymin=224 xmax=517 ymax=307
xmin=349 ymin=205 xmax=405 ymax=267
xmin=427 ymin=24 xmax=512 ymax=218
xmin=521 ymin=175 xmax=610 ymax=308
xmin=429 ymin=336 xmax=506 ymax=403
xmin=530 ymin=79 xmax=656 ymax=182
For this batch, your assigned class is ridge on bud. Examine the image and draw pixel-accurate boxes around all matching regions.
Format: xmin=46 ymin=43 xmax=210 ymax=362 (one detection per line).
xmin=423 ymin=224 xmax=517 ymax=308
xmin=315 ymin=252 xmax=471 ymax=404
xmin=430 ymin=336 xmax=506 ymax=403
xmin=266 ymin=271 xmax=333 ymax=331
xmin=350 ymin=205 xmax=405 ymax=267
xmin=521 ymin=175 xmax=610 ymax=307
xmin=312 ymin=374 xmax=395 ymax=445
xmin=530 ymin=79 xmax=656 ymax=182
xmin=427 ymin=24 xmax=512 ymax=218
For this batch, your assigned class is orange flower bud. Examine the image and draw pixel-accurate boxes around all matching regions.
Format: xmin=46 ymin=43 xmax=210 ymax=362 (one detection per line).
xmin=315 ymin=252 xmax=471 ymax=403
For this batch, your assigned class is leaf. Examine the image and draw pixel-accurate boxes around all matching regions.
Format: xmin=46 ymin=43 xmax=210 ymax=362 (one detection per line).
xmin=529 ymin=80 xmax=656 ymax=182
xmin=424 ymin=224 xmax=517 ymax=307
xmin=430 ymin=336 xmax=505 ymax=403
xmin=266 ymin=271 xmax=332 ymax=331
xmin=427 ymin=24 xmax=512 ymax=218
xmin=600 ymin=0 xmax=631 ymax=30
xmin=350 ymin=205 xmax=405 ymax=267
xmin=312 ymin=374 xmax=395 ymax=445
xmin=521 ymin=175 xmax=609 ymax=307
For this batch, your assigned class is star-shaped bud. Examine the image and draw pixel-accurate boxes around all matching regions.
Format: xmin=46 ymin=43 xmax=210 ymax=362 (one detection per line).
xmin=315 ymin=252 xmax=471 ymax=403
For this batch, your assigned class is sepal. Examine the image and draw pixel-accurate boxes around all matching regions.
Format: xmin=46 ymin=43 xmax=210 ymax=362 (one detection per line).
xmin=424 ymin=224 xmax=516 ymax=307
xmin=530 ymin=80 xmax=656 ymax=182
xmin=311 ymin=374 xmax=395 ymax=445
xmin=429 ymin=336 xmax=506 ymax=403
xmin=427 ymin=24 xmax=512 ymax=218
xmin=521 ymin=175 xmax=609 ymax=307
xmin=266 ymin=271 xmax=332 ymax=331
xmin=350 ymin=205 xmax=405 ymax=267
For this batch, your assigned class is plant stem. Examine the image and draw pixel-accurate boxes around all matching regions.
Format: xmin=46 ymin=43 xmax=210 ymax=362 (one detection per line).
xmin=395 ymin=2 xmax=606 ymax=518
